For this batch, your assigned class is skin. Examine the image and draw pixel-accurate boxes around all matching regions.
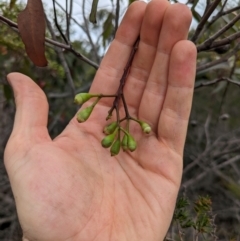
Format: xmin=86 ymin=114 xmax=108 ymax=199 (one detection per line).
xmin=4 ymin=0 xmax=197 ymax=241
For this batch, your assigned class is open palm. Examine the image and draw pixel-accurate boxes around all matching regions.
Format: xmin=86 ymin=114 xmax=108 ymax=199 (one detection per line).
xmin=4 ymin=1 xmax=196 ymax=241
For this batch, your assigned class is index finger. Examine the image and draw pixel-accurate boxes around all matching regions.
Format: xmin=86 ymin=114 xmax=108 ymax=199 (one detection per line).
xmin=89 ymin=1 xmax=147 ymax=107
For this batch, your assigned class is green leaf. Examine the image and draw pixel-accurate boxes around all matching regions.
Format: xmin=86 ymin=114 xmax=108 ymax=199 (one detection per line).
xmin=102 ymin=13 xmax=113 ymax=47
xmin=9 ymin=0 xmax=17 ymax=9
xmin=89 ymin=0 xmax=99 ymax=24
xmin=128 ymin=0 xmax=135 ymax=5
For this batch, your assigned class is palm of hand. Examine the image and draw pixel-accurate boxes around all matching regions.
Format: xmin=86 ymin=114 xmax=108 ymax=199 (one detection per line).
xmin=4 ymin=1 xmax=196 ymax=241
xmin=8 ymin=113 xmax=180 ymax=241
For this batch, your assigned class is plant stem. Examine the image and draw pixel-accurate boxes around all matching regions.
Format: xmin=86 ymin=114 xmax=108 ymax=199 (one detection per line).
xmin=107 ymin=37 xmax=140 ymax=122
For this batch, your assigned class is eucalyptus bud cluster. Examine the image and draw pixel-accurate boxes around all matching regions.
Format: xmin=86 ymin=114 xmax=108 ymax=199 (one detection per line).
xmin=101 ymin=126 xmax=120 ymax=156
xmin=101 ymin=122 xmax=138 ymax=156
xmin=74 ymin=92 xmax=152 ymax=156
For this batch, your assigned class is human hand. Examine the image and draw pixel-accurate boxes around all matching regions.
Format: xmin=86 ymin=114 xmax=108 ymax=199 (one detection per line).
xmin=4 ymin=0 xmax=196 ymax=240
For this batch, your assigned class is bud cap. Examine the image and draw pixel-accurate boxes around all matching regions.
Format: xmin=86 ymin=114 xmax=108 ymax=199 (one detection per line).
xmin=74 ymin=93 xmax=94 ymax=105
xmin=101 ymin=130 xmax=118 ymax=148
xmin=110 ymin=139 xmax=121 ymax=156
xmin=103 ymin=122 xmax=118 ymax=135
xmin=140 ymin=122 xmax=151 ymax=134
xmin=127 ymin=135 xmax=137 ymax=152
xmin=77 ymin=105 xmax=94 ymax=123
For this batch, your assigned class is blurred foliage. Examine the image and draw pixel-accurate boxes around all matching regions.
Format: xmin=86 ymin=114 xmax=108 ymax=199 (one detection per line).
xmin=183 ymin=1 xmax=240 ymax=237
xmin=168 ymin=195 xmax=217 ymax=240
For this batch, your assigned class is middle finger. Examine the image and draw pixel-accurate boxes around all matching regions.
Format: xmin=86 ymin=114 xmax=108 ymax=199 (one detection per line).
xmin=123 ymin=0 xmax=169 ymax=114
xmin=138 ymin=3 xmax=192 ymax=132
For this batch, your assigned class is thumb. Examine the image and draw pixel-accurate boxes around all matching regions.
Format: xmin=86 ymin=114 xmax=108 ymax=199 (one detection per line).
xmin=5 ymin=73 xmax=50 ymax=161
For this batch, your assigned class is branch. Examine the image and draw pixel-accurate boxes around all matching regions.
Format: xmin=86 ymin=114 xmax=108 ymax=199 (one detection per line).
xmin=47 ymin=82 xmax=91 ymax=98
xmin=82 ymin=0 xmax=100 ymax=63
xmin=223 ymin=5 xmax=240 ymax=15
xmin=54 ymin=0 xmax=98 ymax=60
xmin=197 ymin=57 xmax=228 ymax=73
xmin=218 ymin=54 xmax=238 ymax=116
xmin=106 ymin=37 xmax=140 ymax=121
xmin=0 ymin=15 xmax=99 ymax=69
xmin=204 ymin=113 xmax=211 ymax=150
xmin=65 ymin=0 xmax=70 ymax=40
xmin=69 ymin=0 xmax=73 ymax=26
xmin=114 ymin=0 xmax=120 ymax=36
xmin=183 ymin=155 xmax=240 ymax=190
xmin=206 ymin=4 xmax=240 ymax=29
xmin=52 ymin=0 xmax=69 ymax=44
xmin=195 ymin=77 xmax=240 ymax=89
xmin=217 ymin=155 xmax=240 ymax=169
xmin=197 ymin=43 xmax=240 ymax=72
xmin=176 ymin=221 xmax=184 ymax=241
xmin=46 ymin=15 xmax=76 ymax=97
xmin=184 ymin=129 xmax=240 ymax=176
xmin=191 ymin=0 xmax=222 ymax=43
xmin=198 ymin=13 xmax=240 ymax=49
xmin=197 ymin=31 xmax=240 ymax=52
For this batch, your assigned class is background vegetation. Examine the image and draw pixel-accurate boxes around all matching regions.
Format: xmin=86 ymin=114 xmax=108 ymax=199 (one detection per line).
xmin=0 ymin=0 xmax=240 ymax=240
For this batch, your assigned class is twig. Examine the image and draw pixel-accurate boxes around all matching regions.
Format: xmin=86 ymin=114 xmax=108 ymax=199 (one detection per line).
xmin=107 ymin=37 xmax=140 ymax=121
xmin=183 ymin=129 xmax=240 ymax=175
xmin=213 ymin=146 xmax=240 ymax=160
xmin=69 ymin=0 xmax=73 ymax=30
xmin=176 ymin=221 xmax=184 ymax=241
xmin=204 ymin=113 xmax=211 ymax=151
xmin=217 ymin=54 xmax=238 ymax=120
xmin=195 ymin=231 xmax=199 ymax=241
xmin=197 ymin=31 xmax=240 ymax=52
xmin=199 ymin=13 xmax=240 ymax=49
xmin=45 ymin=15 xmax=76 ymax=97
xmin=52 ymin=0 xmax=69 ymax=44
xmin=0 ymin=15 xmax=99 ymax=69
xmin=55 ymin=0 xmax=99 ymax=62
xmin=82 ymin=0 xmax=100 ymax=63
xmin=114 ymin=0 xmax=120 ymax=36
xmin=191 ymin=0 xmax=222 ymax=43
xmin=65 ymin=0 xmax=70 ymax=40
xmin=197 ymin=43 xmax=240 ymax=72
xmin=47 ymin=82 xmax=91 ymax=98
xmin=206 ymin=3 xmax=240 ymax=29
xmin=183 ymin=157 xmax=225 ymax=189
xmin=197 ymin=56 xmax=228 ymax=73
xmin=194 ymin=77 xmax=240 ymax=89
xmin=217 ymin=155 xmax=240 ymax=169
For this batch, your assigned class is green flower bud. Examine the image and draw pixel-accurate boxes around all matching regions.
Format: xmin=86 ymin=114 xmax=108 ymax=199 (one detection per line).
xmin=127 ymin=134 xmax=137 ymax=152
xmin=110 ymin=139 xmax=121 ymax=156
xmin=77 ymin=105 xmax=94 ymax=123
xmin=121 ymin=134 xmax=128 ymax=151
xmin=101 ymin=129 xmax=118 ymax=148
xmin=74 ymin=93 xmax=95 ymax=105
xmin=139 ymin=121 xmax=151 ymax=134
xmin=103 ymin=122 xmax=118 ymax=135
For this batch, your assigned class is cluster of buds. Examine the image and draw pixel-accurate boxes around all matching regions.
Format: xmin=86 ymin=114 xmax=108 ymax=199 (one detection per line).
xmin=74 ymin=92 xmax=151 ymax=156
xmin=101 ymin=122 xmax=137 ymax=156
